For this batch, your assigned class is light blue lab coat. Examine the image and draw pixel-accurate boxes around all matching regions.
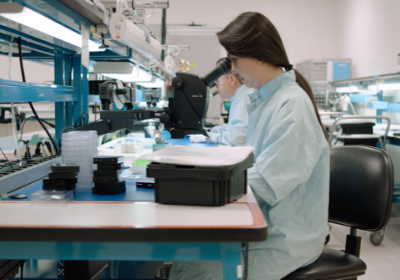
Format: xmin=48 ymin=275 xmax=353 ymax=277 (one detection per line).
xmin=209 ymin=85 xmax=254 ymax=146
xmin=168 ymin=70 xmax=330 ymax=280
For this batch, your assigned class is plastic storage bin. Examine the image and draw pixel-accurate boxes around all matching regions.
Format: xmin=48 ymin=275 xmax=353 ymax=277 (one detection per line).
xmin=146 ymin=153 xmax=254 ymax=206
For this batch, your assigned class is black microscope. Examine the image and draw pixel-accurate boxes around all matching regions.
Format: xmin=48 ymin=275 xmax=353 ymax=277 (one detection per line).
xmin=160 ymin=57 xmax=231 ymax=138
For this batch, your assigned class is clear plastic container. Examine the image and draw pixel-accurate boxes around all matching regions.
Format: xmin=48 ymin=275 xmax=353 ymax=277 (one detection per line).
xmin=61 ymin=131 xmax=98 ymax=188
xmin=142 ymin=138 xmax=155 ymax=149
xmin=31 ymin=190 xmax=74 ymax=203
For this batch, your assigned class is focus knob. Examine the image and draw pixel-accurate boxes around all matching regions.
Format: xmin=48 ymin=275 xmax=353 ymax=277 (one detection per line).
xmin=171 ymin=77 xmax=183 ymax=88
xmin=159 ymin=112 xmax=170 ymax=124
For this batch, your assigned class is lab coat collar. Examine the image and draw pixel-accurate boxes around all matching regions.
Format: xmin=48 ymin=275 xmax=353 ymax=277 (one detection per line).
xmin=229 ymin=84 xmax=247 ymax=103
xmin=257 ymin=70 xmax=295 ymax=101
xmin=247 ymin=70 xmax=295 ymax=114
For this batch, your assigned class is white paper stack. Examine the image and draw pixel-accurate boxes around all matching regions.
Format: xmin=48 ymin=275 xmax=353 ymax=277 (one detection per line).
xmin=138 ymin=146 xmax=254 ymax=167
xmin=61 ymin=131 xmax=98 ymax=192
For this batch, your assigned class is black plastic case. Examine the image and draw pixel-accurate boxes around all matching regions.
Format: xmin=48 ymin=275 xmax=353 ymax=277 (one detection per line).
xmin=51 ymin=163 xmax=80 ymax=173
xmin=48 ymin=172 xmax=77 ymax=179
xmin=42 ymin=179 xmax=76 ymax=191
xmin=93 ymin=176 xmax=120 ymax=183
xmin=341 ymin=122 xmax=374 ymax=135
xmin=92 ymin=186 xmax=126 ymax=195
xmin=97 ymin=163 xmax=122 ymax=170
xmin=146 ymin=153 xmax=254 ymax=206
xmin=94 ymin=181 xmax=125 ymax=189
xmin=94 ymin=156 xmax=123 ymax=164
xmin=93 ymin=170 xmax=122 ymax=176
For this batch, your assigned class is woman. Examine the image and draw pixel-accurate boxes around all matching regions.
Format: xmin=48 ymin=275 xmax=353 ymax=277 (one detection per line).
xmin=210 ymin=58 xmax=255 ymax=146
xmin=169 ymin=12 xmax=329 ymax=280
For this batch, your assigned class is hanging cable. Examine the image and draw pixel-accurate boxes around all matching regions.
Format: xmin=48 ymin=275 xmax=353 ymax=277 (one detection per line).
xmin=8 ymin=37 xmax=23 ymax=166
xmin=17 ymin=38 xmax=59 ymax=155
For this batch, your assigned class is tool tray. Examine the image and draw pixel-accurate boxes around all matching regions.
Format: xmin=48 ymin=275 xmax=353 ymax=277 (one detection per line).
xmin=147 ymin=153 xmax=254 ymax=206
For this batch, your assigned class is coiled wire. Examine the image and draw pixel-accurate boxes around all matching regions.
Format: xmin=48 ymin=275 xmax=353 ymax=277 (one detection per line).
xmin=243 ymin=242 xmax=249 ymax=280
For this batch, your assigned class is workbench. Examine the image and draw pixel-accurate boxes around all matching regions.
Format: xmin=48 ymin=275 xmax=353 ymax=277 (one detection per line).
xmin=0 ymin=160 xmax=266 ymax=280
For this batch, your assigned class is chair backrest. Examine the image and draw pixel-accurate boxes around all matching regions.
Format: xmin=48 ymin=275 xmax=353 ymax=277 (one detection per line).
xmin=329 ymin=146 xmax=394 ymax=231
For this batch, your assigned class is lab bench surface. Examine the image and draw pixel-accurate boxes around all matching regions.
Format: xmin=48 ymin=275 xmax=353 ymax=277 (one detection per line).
xmin=0 ymin=137 xmax=263 ymax=279
xmin=0 ymin=184 xmax=266 ymax=280
xmin=0 ymin=184 xmax=265 ymax=242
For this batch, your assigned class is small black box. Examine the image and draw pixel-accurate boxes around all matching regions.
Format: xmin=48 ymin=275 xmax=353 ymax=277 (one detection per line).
xmin=92 ymin=186 xmax=126 ymax=195
xmin=43 ymin=184 xmax=76 ymax=191
xmin=51 ymin=163 xmax=80 ymax=173
xmin=94 ymin=181 xmax=126 ymax=189
xmin=94 ymin=156 xmax=123 ymax=164
xmin=43 ymin=178 xmax=78 ymax=186
xmin=42 ymin=179 xmax=76 ymax=191
xmin=147 ymin=153 xmax=254 ymax=206
xmin=136 ymin=181 xmax=155 ymax=189
xmin=93 ymin=176 xmax=120 ymax=183
xmin=48 ymin=171 xmax=77 ymax=179
xmin=93 ymin=169 xmax=121 ymax=177
xmin=97 ymin=163 xmax=122 ymax=170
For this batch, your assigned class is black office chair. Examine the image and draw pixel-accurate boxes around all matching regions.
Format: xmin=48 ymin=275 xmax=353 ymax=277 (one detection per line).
xmin=283 ymin=145 xmax=394 ymax=280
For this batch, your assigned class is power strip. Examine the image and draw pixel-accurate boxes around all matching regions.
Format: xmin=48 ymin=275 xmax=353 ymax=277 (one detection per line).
xmin=0 ymin=157 xmax=61 ymax=196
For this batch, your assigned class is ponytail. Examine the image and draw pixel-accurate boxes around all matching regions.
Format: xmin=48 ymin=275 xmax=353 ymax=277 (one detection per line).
xmin=293 ymin=69 xmax=326 ymax=138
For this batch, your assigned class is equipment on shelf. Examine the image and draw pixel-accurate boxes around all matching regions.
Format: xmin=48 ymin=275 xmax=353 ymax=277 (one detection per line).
xmin=99 ymin=80 xmax=136 ymax=110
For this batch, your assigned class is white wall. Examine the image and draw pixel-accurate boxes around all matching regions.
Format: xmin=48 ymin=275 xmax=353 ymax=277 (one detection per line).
xmin=3 ymin=0 xmax=399 ymax=86
xmin=1 ymin=1 xmax=341 ymax=82
xmin=147 ymin=0 xmax=340 ymax=66
xmin=0 ymin=56 xmax=54 ymax=83
xmin=337 ymin=0 xmax=400 ymax=78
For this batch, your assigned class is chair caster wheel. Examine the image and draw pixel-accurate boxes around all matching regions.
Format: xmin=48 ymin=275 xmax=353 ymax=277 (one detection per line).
xmin=370 ymin=229 xmax=385 ymax=246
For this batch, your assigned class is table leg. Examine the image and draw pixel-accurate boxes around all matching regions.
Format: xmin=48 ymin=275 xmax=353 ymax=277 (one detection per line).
xmin=222 ymin=243 xmax=243 ymax=280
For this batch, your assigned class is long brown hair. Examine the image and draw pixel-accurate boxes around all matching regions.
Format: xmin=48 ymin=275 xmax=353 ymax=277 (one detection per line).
xmin=217 ymin=12 xmax=325 ymax=135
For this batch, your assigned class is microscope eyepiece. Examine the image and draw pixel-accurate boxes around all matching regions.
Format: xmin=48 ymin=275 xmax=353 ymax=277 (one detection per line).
xmin=202 ymin=57 xmax=232 ymax=87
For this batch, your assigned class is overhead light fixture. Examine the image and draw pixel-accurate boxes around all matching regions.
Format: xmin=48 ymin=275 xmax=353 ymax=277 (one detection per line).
xmin=368 ymin=83 xmax=400 ymax=91
xmin=93 ymin=61 xmax=154 ymax=82
xmin=336 ymin=86 xmax=359 ymax=93
xmin=0 ymin=3 xmax=104 ymax=52
xmin=167 ymin=25 xmax=221 ymax=36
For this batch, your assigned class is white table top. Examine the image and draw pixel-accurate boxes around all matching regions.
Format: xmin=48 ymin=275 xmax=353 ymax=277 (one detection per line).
xmin=0 ymin=187 xmax=266 ymax=242
xmin=0 ymin=202 xmax=253 ymax=228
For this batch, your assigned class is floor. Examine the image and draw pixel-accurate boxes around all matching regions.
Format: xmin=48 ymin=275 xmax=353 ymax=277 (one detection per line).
xmin=327 ymin=204 xmax=400 ymax=279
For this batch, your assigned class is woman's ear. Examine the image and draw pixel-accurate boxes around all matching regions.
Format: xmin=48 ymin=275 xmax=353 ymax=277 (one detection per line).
xmin=229 ymin=74 xmax=236 ymax=86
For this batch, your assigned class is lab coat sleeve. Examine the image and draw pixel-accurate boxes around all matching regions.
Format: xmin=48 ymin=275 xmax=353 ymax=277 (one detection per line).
xmin=212 ymin=95 xmax=249 ymax=146
xmin=249 ymin=97 xmax=324 ymax=206
xmin=218 ymin=106 xmax=248 ymax=146
xmin=211 ymin=125 xmax=223 ymax=133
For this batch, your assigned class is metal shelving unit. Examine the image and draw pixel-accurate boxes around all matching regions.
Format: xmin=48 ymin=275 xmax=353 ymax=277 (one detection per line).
xmin=0 ymin=80 xmax=76 ymax=102
xmin=0 ymin=0 xmax=170 ymax=142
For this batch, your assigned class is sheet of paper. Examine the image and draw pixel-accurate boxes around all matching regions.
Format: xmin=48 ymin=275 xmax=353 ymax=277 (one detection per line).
xmin=138 ymin=146 xmax=254 ymax=167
